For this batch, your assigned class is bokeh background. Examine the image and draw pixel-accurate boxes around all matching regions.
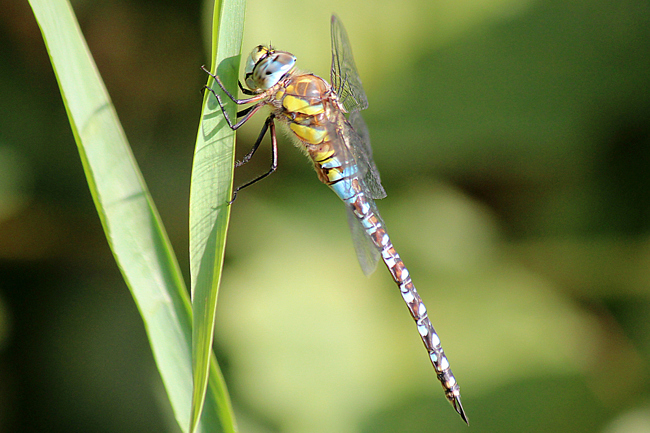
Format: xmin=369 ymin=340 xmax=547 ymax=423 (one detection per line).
xmin=2 ymin=0 xmax=650 ymax=431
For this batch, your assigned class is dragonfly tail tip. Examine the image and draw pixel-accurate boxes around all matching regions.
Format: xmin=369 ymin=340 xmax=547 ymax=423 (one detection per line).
xmin=452 ymin=395 xmax=469 ymax=425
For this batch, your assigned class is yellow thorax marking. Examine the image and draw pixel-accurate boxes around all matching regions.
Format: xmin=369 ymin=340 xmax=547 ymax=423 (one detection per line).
xmin=289 ymin=123 xmax=328 ymax=145
xmin=282 ymin=94 xmax=324 ymax=116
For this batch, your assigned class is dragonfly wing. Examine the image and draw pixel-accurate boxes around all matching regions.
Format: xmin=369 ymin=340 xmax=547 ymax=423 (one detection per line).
xmin=328 ymin=16 xmax=386 ymax=271
xmin=329 ymin=115 xmax=386 ymax=200
xmin=348 ymin=111 xmax=387 ymax=200
xmin=330 ymin=15 xmax=368 ymax=113
xmin=346 ymin=204 xmax=380 ymax=276
xmin=330 ymin=15 xmax=386 ymax=200
xmin=325 ymin=117 xmax=385 ymax=274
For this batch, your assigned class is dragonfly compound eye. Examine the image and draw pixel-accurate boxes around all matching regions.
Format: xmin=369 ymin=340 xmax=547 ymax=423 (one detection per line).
xmin=244 ymin=45 xmax=269 ymax=78
xmin=245 ymin=49 xmax=296 ymax=91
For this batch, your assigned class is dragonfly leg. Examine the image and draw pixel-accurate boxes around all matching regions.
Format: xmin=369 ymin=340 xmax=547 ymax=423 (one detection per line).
xmin=229 ymin=115 xmax=278 ymax=204
xmin=235 ymin=120 xmax=264 ymax=168
xmin=201 ymin=65 xmax=265 ymax=104
xmin=236 ymin=105 xmax=257 ymax=119
xmin=203 ymin=84 xmax=266 ymax=130
xmin=230 ymin=105 xmax=276 ymax=167
xmin=201 ymin=65 xmax=268 ymax=129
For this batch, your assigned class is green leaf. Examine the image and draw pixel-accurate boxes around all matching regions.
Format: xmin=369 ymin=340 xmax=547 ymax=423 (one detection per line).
xmin=28 ymin=0 xmax=237 ymax=432
xmin=189 ymin=0 xmax=246 ymax=432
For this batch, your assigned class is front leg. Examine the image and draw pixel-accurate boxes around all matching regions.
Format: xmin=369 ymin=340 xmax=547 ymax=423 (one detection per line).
xmin=201 ymin=65 xmax=265 ymax=104
xmin=201 ymin=66 xmax=269 ymax=130
xmin=204 ymin=84 xmax=266 ymax=130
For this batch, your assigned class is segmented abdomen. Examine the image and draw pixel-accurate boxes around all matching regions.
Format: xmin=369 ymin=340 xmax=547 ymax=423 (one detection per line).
xmin=314 ymin=147 xmax=465 ymax=418
xmin=347 ymin=184 xmax=463 ymax=413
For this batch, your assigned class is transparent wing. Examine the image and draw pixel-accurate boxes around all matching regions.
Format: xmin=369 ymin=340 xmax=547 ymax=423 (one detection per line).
xmin=328 ymin=15 xmax=386 ymax=273
xmin=346 ymin=193 xmax=385 ymax=276
xmin=348 ymin=111 xmax=387 ymax=199
xmin=330 ymin=15 xmax=386 ymax=200
xmin=326 ymin=114 xmax=386 ymax=201
xmin=324 ymin=116 xmax=385 ymax=274
xmin=346 ymin=205 xmax=380 ymax=276
xmin=330 ymin=15 xmax=368 ymax=113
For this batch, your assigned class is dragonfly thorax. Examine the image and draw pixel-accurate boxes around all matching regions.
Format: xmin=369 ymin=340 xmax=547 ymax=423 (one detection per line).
xmin=244 ymin=45 xmax=296 ymax=91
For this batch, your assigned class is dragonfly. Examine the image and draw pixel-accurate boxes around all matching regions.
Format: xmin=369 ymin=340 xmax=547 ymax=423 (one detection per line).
xmin=202 ymin=15 xmax=467 ymax=424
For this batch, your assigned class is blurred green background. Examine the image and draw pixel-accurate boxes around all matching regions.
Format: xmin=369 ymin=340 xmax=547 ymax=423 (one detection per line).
xmin=2 ymin=0 xmax=650 ymax=431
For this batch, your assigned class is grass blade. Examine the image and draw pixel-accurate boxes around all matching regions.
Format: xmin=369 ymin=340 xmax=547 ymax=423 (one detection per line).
xmin=189 ymin=0 xmax=246 ymax=432
xmin=28 ymin=0 xmax=237 ymax=431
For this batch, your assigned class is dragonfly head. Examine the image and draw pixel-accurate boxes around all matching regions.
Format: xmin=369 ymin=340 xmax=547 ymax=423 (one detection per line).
xmin=244 ymin=45 xmax=296 ymax=91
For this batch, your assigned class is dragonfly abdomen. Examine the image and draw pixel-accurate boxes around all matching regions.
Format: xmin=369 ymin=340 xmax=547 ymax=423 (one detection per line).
xmin=346 ymin=190 xmax=467 ymax=422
